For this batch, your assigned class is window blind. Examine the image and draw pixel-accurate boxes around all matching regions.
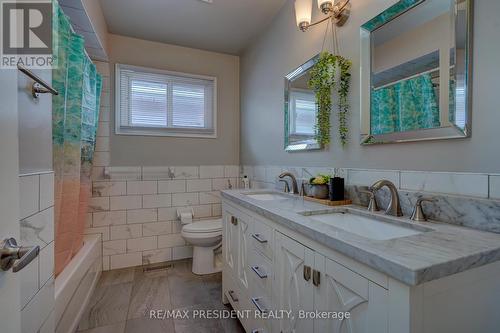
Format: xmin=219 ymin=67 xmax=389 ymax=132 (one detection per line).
xmin=290 ymin=90 xmax=317 ymax=135
xmin=116 ymin=64 xmax=216 ymax=137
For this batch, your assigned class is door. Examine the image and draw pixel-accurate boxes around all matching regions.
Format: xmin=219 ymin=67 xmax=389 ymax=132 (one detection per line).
xmin=274 ymin=231 xmax=314 ymax=333
xmin=236 ymin=213 xmax=250 ymax=291
xmin=0 ymin=69 xmax=22 ymax=332
xmin=314 ymin=252 xmax=388 ymax=333
xmin=222 ymin=208 xmax=237 ymax=277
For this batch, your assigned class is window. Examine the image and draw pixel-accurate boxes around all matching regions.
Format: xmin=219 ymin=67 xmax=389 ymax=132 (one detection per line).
xmin=289 ymin=89 xmax=317 ymax=136
xmin=115 ymin=64 xmax=217 ymax=137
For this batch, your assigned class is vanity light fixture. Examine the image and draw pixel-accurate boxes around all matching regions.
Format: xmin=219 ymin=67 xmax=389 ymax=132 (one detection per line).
xmin=295 ymin=0 xmax=351 ymax=32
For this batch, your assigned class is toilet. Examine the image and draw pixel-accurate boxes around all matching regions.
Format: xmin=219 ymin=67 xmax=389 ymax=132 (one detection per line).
xmin=179 ymin=210 xmax=222 ymax=275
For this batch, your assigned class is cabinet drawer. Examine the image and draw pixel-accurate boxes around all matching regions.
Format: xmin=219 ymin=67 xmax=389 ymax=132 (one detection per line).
xmin=247 ymin=296 xmax=273 ymax=333
xmin=248 ymin=249 xmax=273 ymax=298
xmin=251 ymin=217 xmax=273 ymax=260
xmin=223 ymin=270 xmax=243 ymax=311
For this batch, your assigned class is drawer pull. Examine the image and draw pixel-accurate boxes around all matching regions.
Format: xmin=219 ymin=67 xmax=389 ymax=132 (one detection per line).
xmin=231 ymin=216 xmax=238 ymax=225
xmin=252 ymin=330 xmax=265 ymax=333
xmin=303 ymin=265 xmax=311 ymax=281
xmin=252 ymin=233 xmax=268 ymax=243
xmin=312 ymin=269 xmax=321 ymax=287
xmin=251 ymin=265 xmax=268 ymax=279
xmin=251 ymin=297 xmax=268 ymax=314
xmin=228 ymin=290 xmax=238 ymax=302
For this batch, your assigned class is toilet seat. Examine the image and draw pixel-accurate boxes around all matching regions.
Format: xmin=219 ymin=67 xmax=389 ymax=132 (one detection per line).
xmin=182 ymin=219 xmax=222 ymax=233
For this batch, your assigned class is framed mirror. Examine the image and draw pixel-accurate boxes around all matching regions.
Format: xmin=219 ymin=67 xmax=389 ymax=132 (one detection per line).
xmin=284 ymin=54 xmax=322 ymax=151
xmin=360 ymin=0 xmax=473 ymax=144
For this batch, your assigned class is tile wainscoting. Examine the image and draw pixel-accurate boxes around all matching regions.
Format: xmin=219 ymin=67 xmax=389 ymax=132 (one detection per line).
xmin=86 ymin=165 xmax=239 ymax=270
xmin=19 ymin=171 xmax=55 ymax=333
xmin=242 ymin=166 xmax=500 ymax=233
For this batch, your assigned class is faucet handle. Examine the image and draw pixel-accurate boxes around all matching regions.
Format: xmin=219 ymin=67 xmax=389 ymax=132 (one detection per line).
xmin=359 ymin=188 xmax=379 ymax=212
xmin=411 ymin=197 xmax=437 ymax=222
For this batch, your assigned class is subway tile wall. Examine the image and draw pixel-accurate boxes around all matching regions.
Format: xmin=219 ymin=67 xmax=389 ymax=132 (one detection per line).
xmin=86 ymin=165 xmax=238 ymax=270
xmin=19 ymin=171 xmax=55 ymax=333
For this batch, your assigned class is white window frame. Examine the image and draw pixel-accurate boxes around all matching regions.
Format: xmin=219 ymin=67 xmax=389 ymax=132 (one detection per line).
xmin=115 ymin=63 xmax=218 ymax=138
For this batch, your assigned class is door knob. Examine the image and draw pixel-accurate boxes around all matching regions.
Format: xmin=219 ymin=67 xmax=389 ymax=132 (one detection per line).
xmin=0 ymin=238 xmax=40 ymax=272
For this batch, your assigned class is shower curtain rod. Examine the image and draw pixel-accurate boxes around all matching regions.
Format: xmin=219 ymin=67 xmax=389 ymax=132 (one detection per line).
xmin=17 ymin=64 xmax=59 ymax=98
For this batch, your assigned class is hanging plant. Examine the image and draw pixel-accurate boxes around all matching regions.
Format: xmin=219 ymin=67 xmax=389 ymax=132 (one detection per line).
xmin=308 ymin=51 xmax=352 ymax=147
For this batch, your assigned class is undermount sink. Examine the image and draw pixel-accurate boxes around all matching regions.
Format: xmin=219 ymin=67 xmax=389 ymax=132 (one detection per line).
xmin=244 ymin=192 xmax=291 ymax=201
xmin=300 ymin=209 xmax=431 ymax=241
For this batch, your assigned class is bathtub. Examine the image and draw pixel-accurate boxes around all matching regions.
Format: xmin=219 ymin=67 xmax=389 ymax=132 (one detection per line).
xmin=55 ymin=234 xmax=102 ymax=333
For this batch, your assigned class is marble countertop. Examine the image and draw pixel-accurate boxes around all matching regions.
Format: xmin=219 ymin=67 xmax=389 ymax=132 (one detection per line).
xmin=221 ymin=189 xmax=500 ymax=286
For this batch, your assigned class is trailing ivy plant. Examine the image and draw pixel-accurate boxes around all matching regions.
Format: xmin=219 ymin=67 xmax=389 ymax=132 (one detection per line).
xmin=308 ymin=51 xmax=352 ymax=147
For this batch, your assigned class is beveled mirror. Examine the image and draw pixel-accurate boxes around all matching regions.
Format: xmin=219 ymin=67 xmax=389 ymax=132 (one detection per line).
xmin=360 ymin=0 xmax=473 ymax=144
xmin=284 ymin=54 xmax=321 ymax=151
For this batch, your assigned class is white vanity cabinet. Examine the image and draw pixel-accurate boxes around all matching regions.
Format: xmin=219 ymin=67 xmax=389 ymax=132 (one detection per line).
xmin=222 ymin=199 xmax=500 ymax=333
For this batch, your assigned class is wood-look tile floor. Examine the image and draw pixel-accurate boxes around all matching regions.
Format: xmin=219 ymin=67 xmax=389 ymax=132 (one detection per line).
xmin=77 ymin=260 xmax=245 ymax=333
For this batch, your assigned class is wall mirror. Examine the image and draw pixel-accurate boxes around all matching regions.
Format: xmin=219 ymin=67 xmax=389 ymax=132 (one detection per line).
xmin=284 ymin=54 xmax=321 ymax=151
xmin=360 ymin=0 xmax=473 ymax=145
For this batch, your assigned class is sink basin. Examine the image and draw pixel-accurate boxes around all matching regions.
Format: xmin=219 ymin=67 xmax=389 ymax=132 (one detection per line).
xmin=244 ymin=192 xmax=291 ymax=201
xmin=301 ymin=210 xmax=430 ymax=240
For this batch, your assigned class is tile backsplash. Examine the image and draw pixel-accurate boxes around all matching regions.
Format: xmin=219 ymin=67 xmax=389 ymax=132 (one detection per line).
xmin=242 ymin=165 xmax=500 ymax=233
xmin=86 ymin=165 xmax=238 ymax=270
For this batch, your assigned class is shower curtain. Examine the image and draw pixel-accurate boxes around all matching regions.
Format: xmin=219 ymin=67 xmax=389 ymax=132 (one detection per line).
xmin=52 ymin=2 xmax=102 ymax=276
xmin=371 ymin=73 xmax=440 ymax=135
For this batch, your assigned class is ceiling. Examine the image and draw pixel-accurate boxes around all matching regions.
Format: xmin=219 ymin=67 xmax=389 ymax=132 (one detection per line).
xmin=99 ymin=0 xmax=287 ymax=55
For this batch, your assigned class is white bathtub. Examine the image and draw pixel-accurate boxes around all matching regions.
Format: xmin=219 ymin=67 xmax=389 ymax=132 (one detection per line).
xmin=54 ymin=234 xmax=102 ymax=333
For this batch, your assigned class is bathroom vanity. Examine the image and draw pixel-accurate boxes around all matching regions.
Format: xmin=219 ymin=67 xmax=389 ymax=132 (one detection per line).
xmin=221 ymin=190 xmax=500 ymax=333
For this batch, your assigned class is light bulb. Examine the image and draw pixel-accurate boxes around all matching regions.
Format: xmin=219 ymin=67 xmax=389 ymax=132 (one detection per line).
xmin=295 ymin=0 xmax=312 ymax=31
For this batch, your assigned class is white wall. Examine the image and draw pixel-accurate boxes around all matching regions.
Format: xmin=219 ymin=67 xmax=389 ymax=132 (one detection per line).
xmin=240 ymin=0 xmax=500 ymax=173
xmin=107 ymin=34 xmax=240 ymax=166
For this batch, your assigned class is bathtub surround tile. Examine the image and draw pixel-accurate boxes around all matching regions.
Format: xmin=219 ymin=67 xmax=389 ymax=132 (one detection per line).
xmin=158 ymin=234 xmax=185 ymax=248
xmin=186 ymin=179 xmax=212 ymax=192
xmin=39 ymin=172 xmax=54 ymax=210
xmin=86 ymin=213 xmax=93 ymax=228
xmin=400 ymin=171 xmax=489 ymax=198
xmin=19 ymin=253 xmax=39 ymax=308
xmin=126 ymin=209 xmax=157 ymax=224
xmin=110 ymin=196 xmax=142 ymax=211
xmin=489 ymin=175 xmax=500 ymax=199
xmin=142 ymin=248 xmax=172 ymax=265
xmin=142 ymin=194 xmax=172 ymax=208
xmin=93 ymin=181 xmax=127 ymax=197
xmin=103 ymin=240 xmax=127 ymax=256
xmin=172 ymin=192 xmax=199 ymax=206
xmin=39 ymin=241 xmax=54 ymax=287
xmin=110 ymin=224 xmax=142 ymax=240
xmin=126 ymin=181 xmax=157 ymax=195
xmin=127 ymin=236 xmax=157 ymax=252
xmin=38 ymin=310 xmax=55 ymax=333
xmin=19 ymin=174 xmax=39 ymax=219
xmin=85 ymin=227 xmax=111 ymax=241
xmin=158 ymin=180 xmax=186 ymax=193
xmin=88 ymin=197 xmax=110 ymax=212
xmin=105 ymin=167 xmax=142 ymax=180
xmin=110 ymin=253 xmax=143 ymax=270
xmin=199 ymin=165 xmax=224 ymax=178
xmin=21 ymin=278 xmax=55 ymax=333
xmin=77 ymin=282 xmax=133 ymax=330
xmin=142 ymin=221 xmax=172 ymax=236
xmin=93 ymin=211 xmax=127 ymax=227
xmin=20 ymin=206 xmax=54 ymax=247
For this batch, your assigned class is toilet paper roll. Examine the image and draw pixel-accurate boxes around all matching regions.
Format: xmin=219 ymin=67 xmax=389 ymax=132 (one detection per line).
xmin=179 ymin=211 xmax=193 ymax=223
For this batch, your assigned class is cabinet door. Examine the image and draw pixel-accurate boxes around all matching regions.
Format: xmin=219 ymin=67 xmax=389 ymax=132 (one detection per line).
xmin=314 ymin=253 xmax=388 ymax=333
xmin=274 ymin=232 xmax=315 ymax=333
xmin=236 ymin=213 xmax=251 ymax=291
xmin=222 ymin=209 xmax=237 ymax=277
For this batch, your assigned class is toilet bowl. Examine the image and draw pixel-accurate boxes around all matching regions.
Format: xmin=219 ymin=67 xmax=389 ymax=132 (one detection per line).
xmin=181 ymin=219 xmax=222 ymax=275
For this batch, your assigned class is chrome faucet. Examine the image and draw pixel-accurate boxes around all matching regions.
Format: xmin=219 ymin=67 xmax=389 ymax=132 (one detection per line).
xmin=278 ymin=172 xmax=299 ymax=194
xmin=370 ymin=179 xmax=403 ymax=217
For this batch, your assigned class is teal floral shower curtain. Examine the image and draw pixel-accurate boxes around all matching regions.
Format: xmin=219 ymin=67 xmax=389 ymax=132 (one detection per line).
xmin=371 ymin=73 xmax=440 ymax=135
xmin=52 ymin=1 xmax=102 ymax=276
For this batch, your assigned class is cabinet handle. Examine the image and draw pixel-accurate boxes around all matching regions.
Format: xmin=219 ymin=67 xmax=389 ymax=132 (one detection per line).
xmin=312 ymin=269 xmax=321 ymax=287
xmin=228 ymin=290 xmax=238 ymax=302
xmin=252 ymin=233 xmax=268 ymax=243
xmin=303 ymin=265 xmax=311 ymax=281
xmin=250 ymin=265 xmax=268 ymax=279
xmin=231 ymin=216 xmax=238 ymax=225
xmin=252 ymin=330 xmax=264 ymax=333
xmin=251 ymin=297 xmax=268 ymax=314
